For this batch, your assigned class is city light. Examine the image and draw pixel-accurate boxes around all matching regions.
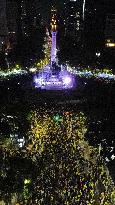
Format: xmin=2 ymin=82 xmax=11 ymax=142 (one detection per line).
xmin=25 ymin=109 xmax=115 ymax=204
xmin=33 ymin=65 xmax=75 ymax=90
xmin=0 ymin=1 xmax=115 ymax=204
xmin=29 ymin=67 xmax=37 ymax=73
xmin=106 ymin=43 xmax=115 ymax=47
xmin=63 ymin=76 xmax=72 ymax=85
xmin=96 ymin=52 xmax=101 ymax=57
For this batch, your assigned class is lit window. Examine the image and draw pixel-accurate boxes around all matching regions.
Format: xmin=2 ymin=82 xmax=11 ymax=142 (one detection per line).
xmin=107 ymin=39 xmax=111 ymax=43
xmin=106 ymin=43 xmax=115 ymax=47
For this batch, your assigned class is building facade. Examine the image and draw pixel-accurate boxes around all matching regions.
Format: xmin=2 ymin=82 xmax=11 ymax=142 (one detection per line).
xmin=105 ymin=14 xmax=115 ymax=48
xmin=0 ymin=0 xmax=8 ymax=51
xmin=6 ymin=0 xmax=18 ymax=34
xmin=62 ymin=0 xmax=83 ymax=42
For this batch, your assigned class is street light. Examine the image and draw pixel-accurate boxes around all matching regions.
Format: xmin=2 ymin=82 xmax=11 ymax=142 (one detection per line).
xmin=96 ymin=52 xmax=101 ymax=57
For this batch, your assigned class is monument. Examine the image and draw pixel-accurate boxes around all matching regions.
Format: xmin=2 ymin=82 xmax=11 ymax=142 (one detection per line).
xmin=33 ymin=8 xmax=75 ymax=90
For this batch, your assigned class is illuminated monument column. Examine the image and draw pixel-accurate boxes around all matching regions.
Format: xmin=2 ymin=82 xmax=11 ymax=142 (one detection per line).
xmin=51 ymin=31 xmax=57 ymax=63
xmin=51 ymin=9 xmax=57 ymax=65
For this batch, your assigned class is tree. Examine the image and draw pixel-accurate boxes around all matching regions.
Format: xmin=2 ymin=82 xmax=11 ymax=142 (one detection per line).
xmin=0 ymin=52 xmax=8 ymax=71
xmin=0 ymin=109 xmax=115 ymax=204
xmin=27 ymin=109 xmax=115 ymax=205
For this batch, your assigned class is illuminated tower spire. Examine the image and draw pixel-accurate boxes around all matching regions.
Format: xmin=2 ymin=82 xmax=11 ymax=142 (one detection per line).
xmin=51 ymin=8 xmax=57 ymax=65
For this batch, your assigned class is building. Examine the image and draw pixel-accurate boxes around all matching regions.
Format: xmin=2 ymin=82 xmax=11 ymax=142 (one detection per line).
xmin=6 ymin=0 xmax=40 ymax=38
xmin=84 ymin=0 xmax=106 ymax=55
xmin=105 ymin=14 xmax=115 ymax=48
xmin=57 ymin=0 xmax=85 ymax=64
xmin=21 ymin=0 xmax=39 ymax=35
xmin=62 ymin=0 xmax=83 ymax=41
xmin=6 ymin=0 xmax=18 ymax=34
xmin=0 ymin=0 xmax=8 ymax=51
xmin=5 ymin=0 xmax=41 ymax=51
xmin=104 ymin=13 xmax=115 ymax=68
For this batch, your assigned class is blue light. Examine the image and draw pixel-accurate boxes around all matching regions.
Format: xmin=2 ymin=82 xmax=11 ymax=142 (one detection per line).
xmin=33 ymin=65 xmax=75 ymax=90
xmin=63 ymin=76 xmax=72 ymax=85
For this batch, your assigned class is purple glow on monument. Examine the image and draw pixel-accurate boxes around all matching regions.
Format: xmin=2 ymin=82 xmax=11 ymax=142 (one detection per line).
xmin=51 ymin=8 xmax=57 ymax=64
xmin=63 ymin=76 xmax=72 ymax=85
xmin=33 ymin=66 xmax=75 ymax=90
xmin=33 ymin=10 xmax=75 ymax=90
xmin=51 ymin=32 xmax=57 ymax=63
